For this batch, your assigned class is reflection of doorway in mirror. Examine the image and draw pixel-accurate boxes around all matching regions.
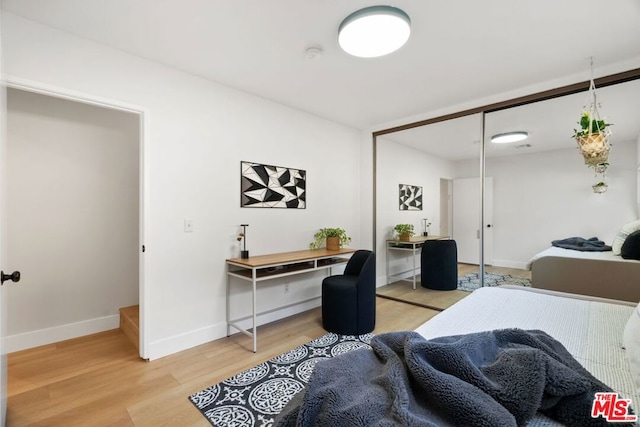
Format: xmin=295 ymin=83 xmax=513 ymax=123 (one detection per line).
xmin=453 ymin=177 xmax=493 ymax=265
xmin=439 ymin=178 xmax=452 ymax=238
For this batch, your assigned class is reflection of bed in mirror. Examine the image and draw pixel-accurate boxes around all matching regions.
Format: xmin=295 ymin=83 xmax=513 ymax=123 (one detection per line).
xmin=526 ymin=246 xmax=640 ymax=302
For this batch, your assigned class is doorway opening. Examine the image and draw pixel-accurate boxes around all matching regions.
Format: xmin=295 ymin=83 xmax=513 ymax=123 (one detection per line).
xmin=4 ymin=86 xmax=144 ymax=356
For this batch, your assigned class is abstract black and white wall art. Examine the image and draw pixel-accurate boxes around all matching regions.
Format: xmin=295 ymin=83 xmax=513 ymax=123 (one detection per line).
xmin=399 ymin=184 xmax=422 ymax=211
xmin=241 ymin=161 xmax=306 ymax=208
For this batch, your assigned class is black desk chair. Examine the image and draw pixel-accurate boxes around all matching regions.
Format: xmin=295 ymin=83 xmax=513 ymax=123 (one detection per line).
xmin=421 ymin=240 xmax=458 ymax=290
xmin=322 ymin=250 xmax=376 ymax=335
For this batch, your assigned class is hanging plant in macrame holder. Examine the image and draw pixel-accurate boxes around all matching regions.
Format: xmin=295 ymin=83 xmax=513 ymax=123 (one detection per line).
xmin=576 ymin=131 xmax=610 ymax=166
xmin=574 ymin=113 xmax=611 ymax=166
xmin=573 ymin=77 xmax=612 ymax=168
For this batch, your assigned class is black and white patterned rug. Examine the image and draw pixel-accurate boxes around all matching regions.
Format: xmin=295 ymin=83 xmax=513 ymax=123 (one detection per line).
xmin=457 ymin=272 xmax=531 ymax=292
xmin=189 ymin=333 xmax=373 ymax=426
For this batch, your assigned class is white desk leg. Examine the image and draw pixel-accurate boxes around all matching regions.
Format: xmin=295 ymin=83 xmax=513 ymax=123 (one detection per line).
xmin=252 ymin=269 xmax=257 ymax=353
xmin=386 ymin=242 xmax=390 ymax=284
xmin=226 ymin=267 xmax=230 ymax=337
xmin=412 ymin=243 xmax=417 ymax=290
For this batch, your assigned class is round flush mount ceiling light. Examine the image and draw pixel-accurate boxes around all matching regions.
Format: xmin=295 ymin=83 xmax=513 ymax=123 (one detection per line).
xmin=491 ymin=131 xmax=529 ymax=144
xmin=338 ymin=6 xmax=411 ymax=58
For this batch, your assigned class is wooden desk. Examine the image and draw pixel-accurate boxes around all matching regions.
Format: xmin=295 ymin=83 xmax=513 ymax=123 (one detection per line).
xmin=386 ymin=235 xmax=448 ymax=289
xmin=226 ymin=248 xmax=355 ymax=352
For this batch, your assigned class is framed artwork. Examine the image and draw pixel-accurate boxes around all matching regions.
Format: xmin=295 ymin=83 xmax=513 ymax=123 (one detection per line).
xmin=399 ymin=184 xmax=422 ymax=211
xmin=241 ymin=161 xmax=306 ymax=208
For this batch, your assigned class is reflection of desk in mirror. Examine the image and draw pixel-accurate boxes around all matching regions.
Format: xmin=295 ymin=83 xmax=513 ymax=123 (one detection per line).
xmin=386 ymin=236 xmax=449 ymax=289
xmin=226 ymin=248 xmax=355 ymax=352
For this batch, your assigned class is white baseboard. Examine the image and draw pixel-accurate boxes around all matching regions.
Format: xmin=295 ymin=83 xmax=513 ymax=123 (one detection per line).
xmin=6 ymin=314 xmax=120 ymax=353
xmin=6 ymin=298 xmax=327 ymax=359
xmin=491 ymin=259 xmax=529 ymax=270
xmin=376 ymin=270 xmax=419 ymax=288
xmin=146 ymin=298 xmax=322 ymax=360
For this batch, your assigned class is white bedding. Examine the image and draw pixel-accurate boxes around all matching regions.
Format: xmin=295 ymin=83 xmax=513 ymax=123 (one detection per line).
xmin=415 ymin=286 xmax=639 ymax=426
xmin=525 ymin=246 xmax=637 ymax=270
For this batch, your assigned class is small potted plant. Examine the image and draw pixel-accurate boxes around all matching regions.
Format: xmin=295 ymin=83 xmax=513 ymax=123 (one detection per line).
xmin=311 ymin=228 xmax=351 ymax=251
xmin=592 ymin=181 xmax=608 ymax=194
xmin=573 ymin=111 xmax=612 ymax=138
xmin=394 ymin=224 xmax=414 ymax=242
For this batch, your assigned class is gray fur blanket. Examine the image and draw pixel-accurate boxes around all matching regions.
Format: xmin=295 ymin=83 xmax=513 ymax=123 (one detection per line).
xmin=551 ymin=236 xmax=612 ymax=252
xmin=275 ymin=329 xmax=632 ymax=426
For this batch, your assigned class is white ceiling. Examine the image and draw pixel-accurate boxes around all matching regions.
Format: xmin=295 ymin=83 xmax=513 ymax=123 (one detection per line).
xmin=2 ymin=0 xmax=640 ymax=130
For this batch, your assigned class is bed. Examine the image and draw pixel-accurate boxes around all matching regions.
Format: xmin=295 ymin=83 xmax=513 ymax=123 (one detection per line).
xmin=416 ymin=286 xmax=639 ymax=425
xmin=526 ymin=246 xmax=640 ymax=303
xmin=277 ymin=286 xmax=640 ymax=426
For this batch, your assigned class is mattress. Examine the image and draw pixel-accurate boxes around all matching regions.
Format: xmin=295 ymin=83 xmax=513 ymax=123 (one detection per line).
xmin=525 ymin=246 xmax=640 ymax=302
xmin=415 ymin=286 xmax=638 ymax=426
xmin=525 ymin=246 xmax=637 ymax=270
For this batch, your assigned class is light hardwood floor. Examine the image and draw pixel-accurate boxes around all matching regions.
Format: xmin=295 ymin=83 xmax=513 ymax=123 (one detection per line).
xmin=7 ymin=297 xmax=441 ymax=426
xmin=376 ymin=264 xmax=531 ymax=310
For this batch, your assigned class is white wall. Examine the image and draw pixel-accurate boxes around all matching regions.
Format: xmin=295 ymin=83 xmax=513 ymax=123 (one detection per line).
xmin=2 ymin=13 xmax=363 ymax=359
xmin=5 ymin=88 xmax=140 ymax=351
xmin=455 ymin=141 xmax=638 ymax=268
xmin=376 ymin=137 xmax=455 ymax=284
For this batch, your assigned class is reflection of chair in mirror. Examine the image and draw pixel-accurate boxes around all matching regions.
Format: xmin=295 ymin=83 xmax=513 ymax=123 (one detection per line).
xmin=322 ymin=250 xmax=376 ymax=335
xmin=421 ymin=240 xmax=458 ymax=290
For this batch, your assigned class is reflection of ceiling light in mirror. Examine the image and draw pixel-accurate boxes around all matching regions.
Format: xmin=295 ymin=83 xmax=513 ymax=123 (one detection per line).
xmin=338 ymin=6 xmax=411 ymax=58
xmin=491 ymin=131 xmax=528 ymax=144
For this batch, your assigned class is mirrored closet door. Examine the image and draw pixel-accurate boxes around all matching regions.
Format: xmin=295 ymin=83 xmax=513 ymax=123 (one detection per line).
xmin=374 ymin=69 xmax=640 ymax=309
xmin=375 ymin=113 xmax=485 ymax=309
xmin=483 ymin=78 xmax=640 ymax=285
